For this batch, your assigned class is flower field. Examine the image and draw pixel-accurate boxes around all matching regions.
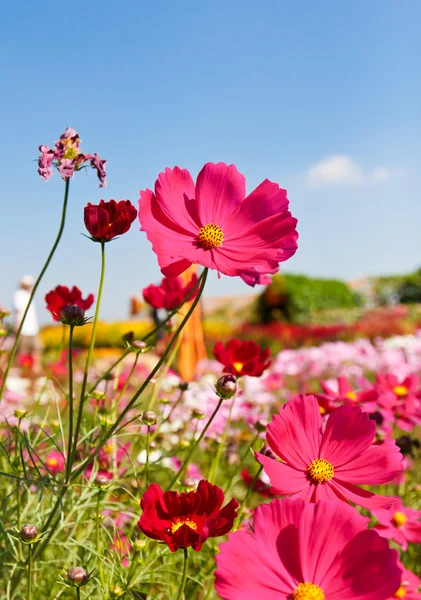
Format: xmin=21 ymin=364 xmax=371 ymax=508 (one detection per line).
xmin=0 ymin=128 xmax=420 ymax=599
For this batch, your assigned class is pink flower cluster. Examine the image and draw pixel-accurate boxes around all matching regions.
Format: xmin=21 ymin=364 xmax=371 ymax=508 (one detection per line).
xmin=38 ymin=127 xmax=107 ymax=187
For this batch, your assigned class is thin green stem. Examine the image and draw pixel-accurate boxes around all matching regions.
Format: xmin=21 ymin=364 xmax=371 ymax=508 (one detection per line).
xmin=27 ymin=543 xmax=33 ymax=600
xmin=144 ymin=426 xmax=151 ymax=489
xmin=234 ymin=464 xmax=263 ymax=527
xmin=166 ymin=398 xmax=223 ymax=491
xmin=223 ymin=431 xmax=260 ymax=493
xmin=208 ymin=396 xmax=236 ymax=483
xmin=76 ymin=586 xmax=81 ymax=600
xmin=87 ymin=348 xmax=130 ymax=396
xmin=70 ymin=242 xmax=106 ymax=473
xmin=65 ymin=326 xmax=75 ymax=483
xmin=70 ymin=268 xmax=209 ymax=483
xmin=0 ymin=179 xmax=70 ymax=401
xmin=146 ymin=332 xmax=182 ymax=411
xmin=176 ymin=547 xmax=188 ymax=600
xmin=96 ymin=489 xmax=104 ymax=586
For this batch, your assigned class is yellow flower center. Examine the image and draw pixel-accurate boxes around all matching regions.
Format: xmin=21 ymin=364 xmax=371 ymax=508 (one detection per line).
xmin=198 ymin=224 xmax=224 ymax=249
xmin=394 ymin=385 xmax=408 ymax=397
xmin=392 ymin=511 xmax=407 ymax=527
xmin=394 ymin=585 xmax=407 ymax=598
xmin=62 ymin=136 xmax=81 ymax=160
xmin=291 ymin=582 xmax=325 ymax=600
xmin=103 ymin=443 xmax=114 ymax=455
xmin=345 ymin=391 xmax=357 ymax=401
xmin=171 ymin=518 xmax=198 ymax=534
xmin=319 ymin=405 xmax=326 ymax=415
xmin=46 ymin=458 xmax=58 ymax=467
xmin=233 ymin=361 xmax=244 ymax=372
xmin=307 ymin=459 xmax=334 ymax=484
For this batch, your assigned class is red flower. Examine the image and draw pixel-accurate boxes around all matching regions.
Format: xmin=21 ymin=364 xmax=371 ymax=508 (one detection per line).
xmin=213 ymin=339 xmax=271 ymax=377
xmin=45 ymin=285 xmax=94 ymax=322
xmin=84 ymin=199 xmax=137 ymax=242
xmin=138 ymin=480 xmax=239 ymax=552
xmin=142 ymin=274 xmax=199 ymax=310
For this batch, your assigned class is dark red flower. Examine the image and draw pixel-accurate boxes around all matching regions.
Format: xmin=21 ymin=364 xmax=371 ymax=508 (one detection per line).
xmin=45 ymin=285 xmax=94 ymax=322
xmin=84 ymin=199 xmax=137 ymax=242
xmin=142 ymin=275 xmax=199 ymax=310
xmin=138 ymin=480 xmax=239 ymax=552
xmin=240 ymin=468 xmax=277 ymax=498
xmin=213 ymin=339 xmax=271 ymax=377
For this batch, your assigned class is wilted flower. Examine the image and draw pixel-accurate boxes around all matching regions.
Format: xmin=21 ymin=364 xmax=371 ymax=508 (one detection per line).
xmin=38 ymin=127 xmax=107 ymax=186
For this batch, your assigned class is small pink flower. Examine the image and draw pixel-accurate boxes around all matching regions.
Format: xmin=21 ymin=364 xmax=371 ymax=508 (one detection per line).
xmin=215 ymin=498 xmax=401 ymax=600
xmin=256 ymin=394 xmax=403 ymax=509
xmin=389 ymin=563 xmax=421 ymax=599
xmin=138 ymin=163 xmax=298 ymax=285
xmin=372 ymin=499 xmax=421 ymax=551
xmin=43 ymin=450 xmax=65 ymax=475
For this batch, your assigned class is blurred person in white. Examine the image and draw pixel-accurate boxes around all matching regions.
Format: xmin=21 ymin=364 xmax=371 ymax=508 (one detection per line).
xmin=13 ymin=275 xmax=42 ymax=373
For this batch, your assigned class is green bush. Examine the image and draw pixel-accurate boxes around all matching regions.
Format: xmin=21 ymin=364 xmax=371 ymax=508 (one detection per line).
xmin=256 ymin=273 xmax=363 ymax=324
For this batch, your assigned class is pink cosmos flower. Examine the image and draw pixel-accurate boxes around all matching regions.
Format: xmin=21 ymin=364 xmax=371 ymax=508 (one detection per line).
xmin=389 ymin=564 xmax=421 ymax=599
xmin=372 ymin=499 xmax=421 ymax=551
xmin=215 ymin=498 xmax=401 ymax=600
xmin=317 ymin=376 xmax=378 ymax=412
xmin=138 ymin=163 xmax=298 ymax=286
xmin=42 ymin=450 xmax=65 ymax=476
xmin=256 ymin=394 xmax=402 ymax=509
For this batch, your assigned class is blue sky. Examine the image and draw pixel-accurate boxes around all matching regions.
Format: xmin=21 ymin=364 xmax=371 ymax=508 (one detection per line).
xmin=1 ymin=1 xmax=420 ymax=323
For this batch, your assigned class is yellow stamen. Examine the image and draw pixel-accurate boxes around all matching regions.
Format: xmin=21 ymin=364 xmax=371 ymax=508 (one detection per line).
xmin=392 ymin=512 xmax=407 ymax=527
xmin=319 ymin=405 xmax=326 ymax=415
xmin=46 ymin=458 xmax=58 ymax=467
xmin=104 ymin=443 xmax=114 ymax=455
xmin=307 ymin=459 xmax=334 ymax=484
xmin=233 ymin=361 xmax=244 ymax=372
xmin=198 ymin=224 xmax=224 ymax=249
xmin=171 ymin=518 xmax=197 ymax=534
xmin=394 ymin=585 xmax=407 ymax=598
xmin=345 ymin=391 xmax=357 ymax=401
xmin=291 ymin=582 xmax=325 ymax=600
xmin=394 ymin=386 xmax=408 ymax=397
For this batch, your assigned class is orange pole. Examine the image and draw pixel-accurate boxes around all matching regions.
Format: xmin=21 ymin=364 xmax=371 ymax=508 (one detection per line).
xmin=177 ymin=266 xmax=206 ymax=381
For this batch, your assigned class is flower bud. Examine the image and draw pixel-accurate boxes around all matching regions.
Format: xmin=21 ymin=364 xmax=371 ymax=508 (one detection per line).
xmin=132 ymin=340 xmax=147 ymax=352
xmin=98 ymin=414 xmax=113 ymax=428
xmin=14 ymin=409 xmax=28 ymax=419
xmin=191 ymin=408 xmax=205 ymax=420
xmin=20 ymin=524 xmax=39 ymax=541
xmin=67 ymin=567 xmax=88 ymax=586
xmin=179 ymin=381 xmax=189 ymax=392
xmin=133 ymin=539 xmax=147 ymax=551
xmin=142 ymin=411 xmax=157 ymax=426
xmin=182 ymin=477 xmax=196 ymax=489
xmin=260 ymin=445 xmax=277 ymax=459
xmin=60 ymin=304 xmax=87 ymax=326
xmin=215 ymin=374 xmax=238 ymax=399
xmin=95 ymin=473 xmax=111 ymax=487
xmin=254 ymin=420 xmax=267 ymax=433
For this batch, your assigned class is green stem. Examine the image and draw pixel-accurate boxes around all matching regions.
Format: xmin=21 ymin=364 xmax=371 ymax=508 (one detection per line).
xmin=176 ymin=547 xmax=188 ymax=600
xmin=87 ymin=348 xmax=130 ymax=396
xmin=70 ymin=241 xmax=106 ymax=473
xmin=208 ymin=396 xmax=236 ymax=483
xmin=145 ymin=426 xmax=150 ymax=489
xmin=76 ymin=586 xmax=81 ymax=600
xmin=27 ymin=543 xmax=33 ymax=600
xmin=223 ymin=431 xmax=260 ymax=493
xmin=0 ymin=179 xmax=70 ymax=401
xmin=166 ymin=398 xmax=223 ymax=491
xmin=234 ymin=465 xmax=263 ymax=527
xmin=146 ymin=332 xmax=182 ymax=411
xmin=65 ymin=326 xmax=75 ymax=483
xmin=96 ymin=489 xmax=104 ymax=586
xmin=70 ymin=268 xmax=209 ymax=483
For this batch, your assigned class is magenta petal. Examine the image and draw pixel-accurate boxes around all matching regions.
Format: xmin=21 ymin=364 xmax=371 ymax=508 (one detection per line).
xmin=334 ymin=440 xmax=402 ymax=485
xmin=195 ymin=162 xmax=245 ymax=228
xmin=319 ymin=404 xmax=375 ymax=466
xmin=298 ymin=501 xmax=367 ymax=586
xmin=155 ymin=167 xmax=199 ymax=232
xmin=322 ymin=530 xmax=401 ymax=600
xmin=266 ymin=394 xmax=323 ymax=469
xmin=255 ymin=453 xmax=309 ymax=496
xmin=330 ymin=479 xmax=399 ymax=510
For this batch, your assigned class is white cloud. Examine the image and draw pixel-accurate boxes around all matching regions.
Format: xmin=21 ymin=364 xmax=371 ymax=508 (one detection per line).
xmin=371 ymin=167 xmax=391 ymax=182
xmin=306 ymin=154 xmax=392 ymax=188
